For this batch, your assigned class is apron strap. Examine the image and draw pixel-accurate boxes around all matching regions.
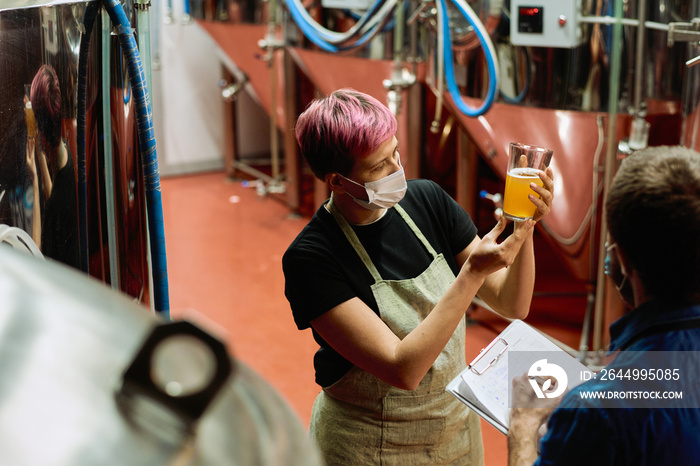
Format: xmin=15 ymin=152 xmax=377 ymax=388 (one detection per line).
xmin=327 ymin=195 xmax=439 ymax=284
xmin=328 ymin=196 xmax=383 ymax=283
xmin=393 ymin=204 xmax=439 ymax=259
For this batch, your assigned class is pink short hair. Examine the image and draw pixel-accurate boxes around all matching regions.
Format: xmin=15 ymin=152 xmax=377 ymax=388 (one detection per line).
xmin=30 ymin=64 xmax=62 ymax=148
xmin=295 ymin=88 xmax=397 ymax=179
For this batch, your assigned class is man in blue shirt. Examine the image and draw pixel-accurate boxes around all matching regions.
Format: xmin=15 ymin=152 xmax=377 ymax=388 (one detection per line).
xmin=507 ymin=146 xmax=700 ymax=465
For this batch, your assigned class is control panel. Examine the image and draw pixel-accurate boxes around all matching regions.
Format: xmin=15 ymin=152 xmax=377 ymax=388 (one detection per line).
xmin=510 ymin=0 xmax=583 ymax=48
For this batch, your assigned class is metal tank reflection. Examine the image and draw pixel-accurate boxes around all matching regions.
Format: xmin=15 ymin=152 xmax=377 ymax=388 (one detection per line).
xmin=0 ymin=2 xmax=83 ymax=269
xmin=0 ymin=0 xmax=150 ymax=304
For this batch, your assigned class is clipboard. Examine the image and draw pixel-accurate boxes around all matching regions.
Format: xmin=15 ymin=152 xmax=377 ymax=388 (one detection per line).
xmin=447 ymin=319 xmax=592 ymax=435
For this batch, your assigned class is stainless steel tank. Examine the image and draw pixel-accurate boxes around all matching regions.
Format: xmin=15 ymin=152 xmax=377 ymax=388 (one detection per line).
xmin=0 ymin=246 xmax=322 ymax=465
xmin=0 ymin=0 xmax=150 ymax=303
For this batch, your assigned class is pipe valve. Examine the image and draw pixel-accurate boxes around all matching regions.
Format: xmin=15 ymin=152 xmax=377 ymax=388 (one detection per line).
xmin=668 ymin=18 xmax=700 ymax=67
xmin=218 ymin=73 xmax=249 ymax=102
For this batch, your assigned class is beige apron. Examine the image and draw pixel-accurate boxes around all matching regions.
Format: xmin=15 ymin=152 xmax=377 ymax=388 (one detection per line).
xmin=310 ymin=200 xmax=484 ymax=465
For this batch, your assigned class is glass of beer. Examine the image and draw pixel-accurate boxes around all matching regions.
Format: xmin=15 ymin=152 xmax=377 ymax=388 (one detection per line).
xmin=24 ymin=84 xmax=37 ymax=139
xmin=503 ymin=142 xmax=553 ymax=221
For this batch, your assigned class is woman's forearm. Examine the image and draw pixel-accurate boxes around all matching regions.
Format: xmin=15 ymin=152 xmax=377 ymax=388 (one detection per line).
xmin=394 ymin=268 xmax=485 ymax=389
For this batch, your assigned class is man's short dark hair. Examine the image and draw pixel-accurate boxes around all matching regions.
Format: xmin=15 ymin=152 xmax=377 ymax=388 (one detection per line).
xmin=605 ymin=146 xmax=700 ymax=301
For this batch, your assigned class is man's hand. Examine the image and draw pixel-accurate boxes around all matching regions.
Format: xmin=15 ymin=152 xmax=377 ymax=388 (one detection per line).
xmin=508 ymin=373 xmax=564 ymax=466
xmin=511 ymin=373 xmax=562 ymax=422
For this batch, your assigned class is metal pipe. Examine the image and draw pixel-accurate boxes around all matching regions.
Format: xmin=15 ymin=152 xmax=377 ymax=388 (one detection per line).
xmin=137 ymin=0 xmax=155 ymax=312
xmin=633 ymin=0 xmax=647 ymax=116
xmin=393 ymin=0 xmax=405 ymax=62
xmin=385 ymin=0 xmax=406 ymax=116
xmin=164 ymin=0 xmax=174 ymax=23
xmin=137 ymin=0 xmax=154 ymax=96
xmin=268 ymin=0 xmax=281 ymax=184
xmin=431 ymin=0 xmax=445 ymax=133
xmin=593 ymin=0 xmax=625 ymax=353
xmin=579 ymin=16 xmax=668 ymax=31
xmin=102 ymin=8 xmax=120 ymax=291
xmin=232 ymin=161 xmax=276 ymax=183
xmin=406 ymin=0 xmax=422 ymax=179
xmin=578 ymin=115 xmax=605 ymax=361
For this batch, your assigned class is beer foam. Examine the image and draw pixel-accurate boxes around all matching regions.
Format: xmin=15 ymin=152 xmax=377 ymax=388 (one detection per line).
xmin=508 ymin=167 xmax=543 ymax=178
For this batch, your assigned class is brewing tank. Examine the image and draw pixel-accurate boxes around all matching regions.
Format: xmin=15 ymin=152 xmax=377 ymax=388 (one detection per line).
xmin=0 ymin=245 xmax=322 ymax=465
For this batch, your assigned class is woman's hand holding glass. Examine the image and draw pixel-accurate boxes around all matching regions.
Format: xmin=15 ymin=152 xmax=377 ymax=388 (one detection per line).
xmin=529 ymin=166 xmax=554 ymax=223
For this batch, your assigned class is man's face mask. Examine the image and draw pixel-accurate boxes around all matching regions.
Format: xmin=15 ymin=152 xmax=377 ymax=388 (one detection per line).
xmin=340 ymin=164 xmax=407 ymax=211
xmin=605 ymin=242 xmax=634 ymax=309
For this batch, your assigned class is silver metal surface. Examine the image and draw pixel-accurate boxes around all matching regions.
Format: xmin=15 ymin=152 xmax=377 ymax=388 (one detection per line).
xmin=0 ymin=246 xmax=322 ymax=465
xmin=0 ymin=0 xmax=91 ymax=12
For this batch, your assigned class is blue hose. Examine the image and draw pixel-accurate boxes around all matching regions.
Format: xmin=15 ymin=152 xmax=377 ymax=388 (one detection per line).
xmin=285 ymin=0 xmax=392 ymax=52
xmin=101 ymin=0 xmax=171 ymax=317
xmin=296 ymin=0 xmax=383 ymax=42
xmin=438 ymin=0 xmax=499 ymax=117
xmin=77 ymin=2 xmax=100 ymax=273
xmin=343 ymin=3 xmax=400 ymax=33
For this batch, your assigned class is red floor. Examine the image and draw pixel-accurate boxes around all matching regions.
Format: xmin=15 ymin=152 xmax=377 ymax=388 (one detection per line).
xmin=162 ymin=171 xmax=582 ymax=466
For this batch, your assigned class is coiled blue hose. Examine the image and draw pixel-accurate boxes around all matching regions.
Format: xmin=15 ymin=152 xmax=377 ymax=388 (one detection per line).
xmin=343 ymin=4 xmax=400 ymax=33
xmin=285 ymin=0 xmax=394 ymax=52
xmin=438 ymin=0 xmax=499 ymax=117
xmin=78 ymin=0 xmax=170 ymax=317
xmin=288 ymin=0 xmax=498 ymax=117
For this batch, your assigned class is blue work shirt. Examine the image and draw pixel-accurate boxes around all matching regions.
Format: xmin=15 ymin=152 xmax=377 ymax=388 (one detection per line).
xmin=534 ymin=299 xmax=700 ymax=466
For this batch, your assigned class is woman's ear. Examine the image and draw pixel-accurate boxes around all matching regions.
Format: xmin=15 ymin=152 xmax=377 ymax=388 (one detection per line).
xmin=326 ymin=173 xmax=345 ymax=194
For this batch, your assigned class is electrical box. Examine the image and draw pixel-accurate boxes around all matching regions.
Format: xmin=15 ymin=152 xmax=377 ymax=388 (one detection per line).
xmin=510 ymin=0 xmax=583 ymax=48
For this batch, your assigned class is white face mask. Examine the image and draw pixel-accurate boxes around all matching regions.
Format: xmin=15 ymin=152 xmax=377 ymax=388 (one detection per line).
xmin=340 ymin=166 xmax=407 ymax=210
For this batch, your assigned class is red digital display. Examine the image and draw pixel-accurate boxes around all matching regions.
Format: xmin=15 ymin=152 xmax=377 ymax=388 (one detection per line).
xmin=519 ymin=7 xmax=540 ymax=16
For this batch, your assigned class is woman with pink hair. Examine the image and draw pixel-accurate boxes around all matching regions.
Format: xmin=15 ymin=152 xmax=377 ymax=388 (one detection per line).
xmin=26 ymin=64 xmax=79 ymax=268
xmin=283 ymin=89 xmax=555 ymax=464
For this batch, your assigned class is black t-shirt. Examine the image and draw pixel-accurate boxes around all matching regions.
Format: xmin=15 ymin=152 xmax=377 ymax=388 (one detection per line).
xmin=42 ymin=148 xmax=79 ymax=269
xmin=282 ymin=179 xmax=478 ymax=387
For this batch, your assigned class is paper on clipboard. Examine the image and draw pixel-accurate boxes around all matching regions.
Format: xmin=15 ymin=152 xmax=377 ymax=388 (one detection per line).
xmin=447 ymin=319 xmax=592 ymax=434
